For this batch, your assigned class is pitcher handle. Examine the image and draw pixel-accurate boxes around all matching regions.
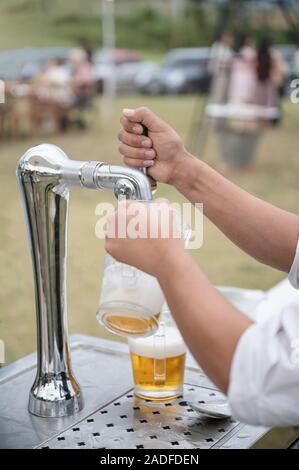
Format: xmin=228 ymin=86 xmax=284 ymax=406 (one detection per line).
xmin=153 ymin=321 xmax=166 ymax=384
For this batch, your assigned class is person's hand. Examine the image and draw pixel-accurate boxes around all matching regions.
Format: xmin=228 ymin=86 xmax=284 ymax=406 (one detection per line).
xmin=118 ymin=107 xmax=191 ymax=185
xmin=105 ymin=199 xmax=189 ymax=277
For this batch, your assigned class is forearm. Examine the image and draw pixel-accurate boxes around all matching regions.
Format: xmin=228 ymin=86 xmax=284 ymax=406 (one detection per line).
xmin=172 ymin=152 xmax=299 ymax=272
xmin=157 ymin=254 xmax=252 ymax=392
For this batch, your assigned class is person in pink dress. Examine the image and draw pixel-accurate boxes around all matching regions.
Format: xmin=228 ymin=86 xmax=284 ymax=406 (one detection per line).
xmin=228 ymin=34 xmax=257 ymax=105
xmin=254 ymin=37 xmax=287 ymax=109
xmin=70 ymin=48 xmax=95 ymax=110
xmin=69 ymin=48 xmax=96 ymax=129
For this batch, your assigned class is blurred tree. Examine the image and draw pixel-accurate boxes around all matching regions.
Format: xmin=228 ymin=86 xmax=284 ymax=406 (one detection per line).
xmin=41 ymin=0 xmax=50 ymax=13
xmin=277 ymin=0 xmax=299 ymax=42
xmin=170 ymin=0 xmax=186 ymax=20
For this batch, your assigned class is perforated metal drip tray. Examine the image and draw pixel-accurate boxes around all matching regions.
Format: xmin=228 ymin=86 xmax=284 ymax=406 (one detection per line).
xmin=37 ymin=385 xmax=298 ymax=450
xmin=1 ymin=335 xmax=298 ymax=449
xmin=38 ymin=387 xmax=241 ymax=449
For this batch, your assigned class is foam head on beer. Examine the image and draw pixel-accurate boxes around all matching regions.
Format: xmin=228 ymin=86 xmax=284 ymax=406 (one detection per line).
xmin=129 ymin=325 xmax=186 ymax=359
xmin=129 ymin=324 xmax=186 ymax=400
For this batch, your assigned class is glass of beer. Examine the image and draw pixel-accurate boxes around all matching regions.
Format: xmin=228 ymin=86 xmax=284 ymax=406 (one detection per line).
xmin=96 ymin=254 xmax=164 ymax=337
xmin=128 ymin=304 xmax=186 ymax=401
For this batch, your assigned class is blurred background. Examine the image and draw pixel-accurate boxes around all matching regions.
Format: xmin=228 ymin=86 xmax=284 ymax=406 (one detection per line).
xmin=1 ymin=0 xmax=299 ymax=363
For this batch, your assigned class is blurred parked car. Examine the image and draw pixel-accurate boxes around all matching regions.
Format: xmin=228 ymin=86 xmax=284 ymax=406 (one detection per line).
xmin=137 ymin=47 xmax=211 ymax=95
xmin=0 ymin=47 xmax=72 ymax=80
xmin=92 ymin=48 xmax=156 ymax=94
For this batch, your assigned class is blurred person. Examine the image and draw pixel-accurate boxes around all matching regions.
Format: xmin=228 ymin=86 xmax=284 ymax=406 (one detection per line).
xmin=0 ymin=109 xmax=4 ymax=139
xmin=29 ymin=68 xmax=49 ymax=135
xmin=69 ymin=48 xmax=95 ymax=129
xmin=111 ymin=106 xmax=299 ymax=427
xmin=41 ymin=57 xmax=73 ymax=107
xmin=32 ymin=58 xmax=73 ymax=133
xmin=228 ymin=34 xmax=257 ymax=104
xmin=78 ymin=38 xmax=94 ymax=63
xmin=209 ymin=31 xmax=234 ymax=104
xmin=293 ymin=42 xmax=299 ymax=78
xmin=8 ymin=77 xmax=33 ymax=138
xmin=254 ymin=37 xmax=287 ymax=111
xmin=0 ymin=78 xmax=9 ymax=139
xmin=1 ymin=79 xmax=8 ymax=129
xmin=0 ymin=79 xmax=30 ymax=139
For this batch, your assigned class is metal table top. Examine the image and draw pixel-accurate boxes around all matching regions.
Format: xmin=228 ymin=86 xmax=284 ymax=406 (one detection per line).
xmin=0 ymin=334 xmax=298 ymax=449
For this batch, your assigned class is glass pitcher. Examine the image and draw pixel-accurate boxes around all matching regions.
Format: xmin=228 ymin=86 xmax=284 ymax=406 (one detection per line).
xmin=96 ymin=254 xmax=164 ymax=337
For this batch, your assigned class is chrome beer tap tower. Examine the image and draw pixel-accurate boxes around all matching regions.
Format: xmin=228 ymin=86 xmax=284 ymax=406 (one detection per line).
xmin=17 ymin=144 xmax=152 ymax=418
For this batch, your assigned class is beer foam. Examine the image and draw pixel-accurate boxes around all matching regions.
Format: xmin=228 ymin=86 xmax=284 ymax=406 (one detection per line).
xmin=128 ymin=326 xmax=186 ymax=359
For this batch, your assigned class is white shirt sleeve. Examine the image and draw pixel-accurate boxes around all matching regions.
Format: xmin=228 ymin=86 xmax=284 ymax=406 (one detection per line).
xmin=228 ymin=301 xmax=299 ymax=426
xmin=227 ymin=240 xmax=299 ymax=427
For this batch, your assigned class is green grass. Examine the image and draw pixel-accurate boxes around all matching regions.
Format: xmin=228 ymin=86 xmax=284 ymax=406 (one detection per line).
xmin=0 ymin=0 xmax=105 ymax=50
xmin=1 ymin=95 xmax=299 ymax=364
xmin=0 ymin=0 xmax=165 ymax=61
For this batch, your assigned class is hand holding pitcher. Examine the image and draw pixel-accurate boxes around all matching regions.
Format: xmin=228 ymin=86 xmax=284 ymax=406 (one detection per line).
xmin=105 ymin=199 xmax=187 ymax=276
xmin=97 ymin=200 xmax=190 ymax=338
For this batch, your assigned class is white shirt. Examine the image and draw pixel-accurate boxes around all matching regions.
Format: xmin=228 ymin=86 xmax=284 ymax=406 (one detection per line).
xmin=228 ymin=239 xmax=299 ymax=427
xmin=209 ymin=42 xmax=233 ymax=73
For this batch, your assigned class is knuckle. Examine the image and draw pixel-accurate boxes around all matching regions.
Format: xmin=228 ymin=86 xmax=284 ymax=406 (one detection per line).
xmin=132 ymin=134 xmax=141 ymax=146
xmin=121 ymin=116 xmax=131 ymax=130
xmin=124 ymin=157 xmax=132 ymax=166
xmin=138 ymin=148 xmax=146 ymax=158
xmin=125 ymin=122 xmax=134 ymax=132
xmin=129 ymin=148 xmax=139 ymax=158
xmin=118 ymin=143 xmax=125 ymax=154
xmin=124 ymin=157 xmax=139 ymax=167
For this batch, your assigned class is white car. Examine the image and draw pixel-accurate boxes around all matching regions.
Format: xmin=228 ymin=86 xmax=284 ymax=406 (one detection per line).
xmin=92 ymin=48 xmax=157 ymax=94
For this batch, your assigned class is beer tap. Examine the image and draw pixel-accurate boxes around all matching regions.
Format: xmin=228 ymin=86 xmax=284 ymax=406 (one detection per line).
xmin=17 ymin=143 xmax=153 ymax=417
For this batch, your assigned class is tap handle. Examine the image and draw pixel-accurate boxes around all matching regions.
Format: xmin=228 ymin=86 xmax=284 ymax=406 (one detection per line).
xmin=141 ymin=124 xmax=149 ymax=138
xmin=141 ymin=125 xmax=157 ymax=192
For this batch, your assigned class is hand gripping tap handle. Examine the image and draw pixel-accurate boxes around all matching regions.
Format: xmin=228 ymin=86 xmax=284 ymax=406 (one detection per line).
xmin=141 ymin=124 xmax=157 ymax=192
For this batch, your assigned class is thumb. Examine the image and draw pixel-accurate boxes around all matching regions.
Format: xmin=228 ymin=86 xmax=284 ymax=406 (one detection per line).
xmin=122 ymin=106 xmax=168 ymax=133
